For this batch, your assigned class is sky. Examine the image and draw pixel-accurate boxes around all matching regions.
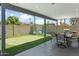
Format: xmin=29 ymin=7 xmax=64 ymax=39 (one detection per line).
xmin=0 ymin=8 xmax=45 ymax=24
xmin=0 ymin=8 xmax=56 ymax=25
xmin=0 ymin=7 xmax=62 ymax=25
xmin=6 ymin=9 xmax=57 ymax=25
xmin=65 ymin=18 xmax=70 ymax=25
xmin=58 ymin=18 xmax=70 ymax=25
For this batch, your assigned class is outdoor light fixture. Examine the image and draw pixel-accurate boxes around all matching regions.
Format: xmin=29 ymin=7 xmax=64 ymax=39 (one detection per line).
xmin=51 ymin=3 xmax=55 ymax=5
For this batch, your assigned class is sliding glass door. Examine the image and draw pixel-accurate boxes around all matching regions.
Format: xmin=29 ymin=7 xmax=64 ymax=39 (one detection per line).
xmin=5 ymin=8 xmax=45 ymax=55
xmin=46 ymin=19 xmax=57 ymax=37
xmin=0 ymin=4 xmax=56 ymax=56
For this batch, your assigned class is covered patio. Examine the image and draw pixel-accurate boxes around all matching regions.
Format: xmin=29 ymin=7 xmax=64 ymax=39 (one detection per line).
xmin=1 ymin=3 xmax=79 ymax=56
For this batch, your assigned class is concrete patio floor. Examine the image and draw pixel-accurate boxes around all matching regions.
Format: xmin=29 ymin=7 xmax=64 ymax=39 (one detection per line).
xmin=16 ymin=38 xmax=79 ymax=56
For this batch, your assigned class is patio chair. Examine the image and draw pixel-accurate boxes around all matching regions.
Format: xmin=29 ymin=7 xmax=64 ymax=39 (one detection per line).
xmin=56 ymin=34 xmax=67 ymax=48
xmin=70 ymin=32 xmax=79 ymax=47
xmin=64 ymin=30 xmax=72 ymax=47
xmin=77 ymin=37 xmax=79 ymax=47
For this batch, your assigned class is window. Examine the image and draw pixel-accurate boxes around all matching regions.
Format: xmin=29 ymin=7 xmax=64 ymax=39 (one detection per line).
xmin=46 ymin=19 xmax=57 ymax=36
xmin=58 ymin=19 xmax=65 ymax=25
xmin=34 ymin=16 xmax=44 ymax=35
xmin=5 ymin=9 xmax=45 ymax=55
xmin=65 ymin=18 xmax=70 ymax=25
xmin=0 ymin=4 xmax=55 ymax=55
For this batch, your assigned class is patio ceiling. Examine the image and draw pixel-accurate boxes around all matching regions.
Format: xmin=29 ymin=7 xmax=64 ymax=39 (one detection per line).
xmin=11 ymin=3 xmax=79 ymax=19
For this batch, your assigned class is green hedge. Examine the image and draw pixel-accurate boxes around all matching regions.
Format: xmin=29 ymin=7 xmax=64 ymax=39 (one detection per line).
xmin=5 ymin=36 xmax=52 ymax=56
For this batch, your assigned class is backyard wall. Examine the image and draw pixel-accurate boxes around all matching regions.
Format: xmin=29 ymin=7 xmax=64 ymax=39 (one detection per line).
xmin=0 ymin=24 xmax=57 ymax=38
xmin=56 ymin=24 xmax=79 ymax=35
xmin=46 ymin=25 xmax=57 ymax=33
xmin=6 ymin=24 xmax=30 ymax=38
xmin=5 ymin=24 xmax=44 ymax=38
xmin=2 ymin=24 xmax=79 ymax=38
xmin=0 ymin=25 xmax=1 ymax=36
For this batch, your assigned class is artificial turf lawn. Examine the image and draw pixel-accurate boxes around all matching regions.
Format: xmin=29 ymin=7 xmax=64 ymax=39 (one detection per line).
xmin=6 ymin=35 xmax=44 ymax=48
xmin=5 ymin=35 xmax=52 ymax=56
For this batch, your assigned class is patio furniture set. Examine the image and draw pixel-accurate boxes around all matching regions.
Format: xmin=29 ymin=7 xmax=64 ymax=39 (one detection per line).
xmin=53 ymin=30 xmax=79 ymax=48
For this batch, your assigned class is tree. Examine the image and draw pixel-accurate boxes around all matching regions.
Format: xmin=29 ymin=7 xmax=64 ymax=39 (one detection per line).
xmin=70 ymin=18 xmax=78 ymax=25
xmin=70 ymin=18 xmax=75 ymax=25
xmin=47 ymin=20 xmax=55 ymax=26
xmin=29 ymin=18 xmax=33 ymax=34
xmin=6 ymin=16 xmax=21 ymax=36
xmin=6 ymin=16 xmax=21 ymax=25
xmin=46 ymin=20 xmax=55 ymax=34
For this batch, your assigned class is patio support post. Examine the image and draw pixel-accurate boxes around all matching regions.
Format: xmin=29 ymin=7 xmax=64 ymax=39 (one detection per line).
xmin=1 ymin=4 xmax=5 ymax=56
xmin=34 ymin=16 xmax=36 ymax=34
xmin=56 ymin=20 xmax=58 ymax=33
xmin=44 ymin=18 xmax=46 ymax=40
xmin=64 ymin=19 xmax=65 ymax=24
